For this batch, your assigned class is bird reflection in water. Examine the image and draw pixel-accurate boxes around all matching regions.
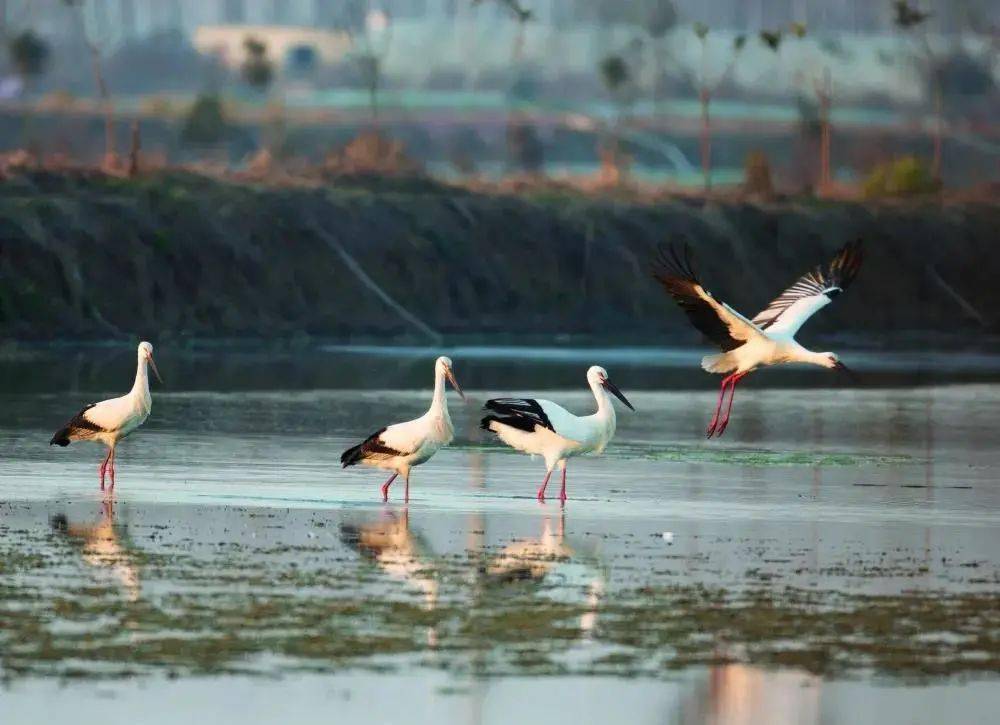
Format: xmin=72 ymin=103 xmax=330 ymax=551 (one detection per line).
xmin=50 ymin=500 xmax=140 ymax=602
xmin=483 ymin=513 xmax=605 ymax=637
xmin=679 ymin=662 xmax=821 ymax=725
xmin=340 ymin=507 xmax=439 ymax=646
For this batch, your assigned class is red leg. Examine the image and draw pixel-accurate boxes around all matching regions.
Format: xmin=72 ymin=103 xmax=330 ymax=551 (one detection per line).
xmin=536 ymin=470 xmax=553 ymax=501
xmin=404 ymin=475 xmax=410 ymax=503
xmin=98 ymin=449 xmax=112 ymax=491
xmin=707 ymin=374 xmax=736 ymax=438
xmin=559 ymin=466 xmax=567 ymax=504
xmin=715 ymin=373 xmax=748 ymax=437
xmin=107 ymin=448 xmax=116 ymax=490
xmin=380 ymin=473 xmax=398 ymax=502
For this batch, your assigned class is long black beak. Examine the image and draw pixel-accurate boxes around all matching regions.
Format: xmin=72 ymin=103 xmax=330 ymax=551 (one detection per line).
xmin=148 ymin=355 xmax=164 ymax=384
xmin=446 ymin=368 xmax=466 ymax=402
xmin=833 ymin=360 xmax=859 ymax=383
xmin=602 ymin=379 xmax=635 ymax=411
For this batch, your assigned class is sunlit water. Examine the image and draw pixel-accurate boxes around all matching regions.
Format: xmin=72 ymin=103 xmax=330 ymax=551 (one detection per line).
xmin=1 ymin=346 xmax=999 ymax=724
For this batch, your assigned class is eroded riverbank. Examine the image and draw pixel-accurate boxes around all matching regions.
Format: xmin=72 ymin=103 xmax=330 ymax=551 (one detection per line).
xmin=1 ymin=170 xmax=998 ymax=341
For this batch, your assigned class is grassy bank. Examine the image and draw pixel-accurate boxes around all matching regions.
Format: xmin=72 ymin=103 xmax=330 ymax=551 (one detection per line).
xmin=1 ymin=169 xmax=997 ymax=343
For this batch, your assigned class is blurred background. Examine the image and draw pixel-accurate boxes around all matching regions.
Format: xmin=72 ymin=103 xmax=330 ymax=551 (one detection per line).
xmin=0 ymin=0 xmax=995 ymax=189
xmin=0 ymin=1 xmax=997 ymax=348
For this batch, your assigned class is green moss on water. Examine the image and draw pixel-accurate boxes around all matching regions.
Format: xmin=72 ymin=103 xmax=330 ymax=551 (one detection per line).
xmin=616 ymin=444 xmax=911 ymax=467
xmin=456 ymin=442 xmax=911 ymax=468
xmin=0 ymin=550 xmax=47 ymax=574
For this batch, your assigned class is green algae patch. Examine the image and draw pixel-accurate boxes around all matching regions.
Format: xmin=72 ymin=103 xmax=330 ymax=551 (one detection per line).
xmin=612 ymin=443 xmax=912 ymax=467
xmin=597 ymin=586 xmax=1000 ymax=678
xmin=2 ymin=515 xmax=998 ymax=685
xmin=454 ymin=442 xmax=911 ymax=467
xmin=0 ymin=550 xmax=48 ymax=574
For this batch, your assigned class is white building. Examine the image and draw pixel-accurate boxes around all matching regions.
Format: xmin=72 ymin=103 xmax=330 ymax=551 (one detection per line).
xmin=192 ymin=25 xmax=353 ymax=69
xmin=0 ymin=0 xmax=993 ymax=103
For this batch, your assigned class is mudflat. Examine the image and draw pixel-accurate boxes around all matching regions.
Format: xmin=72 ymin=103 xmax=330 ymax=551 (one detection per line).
xmin=1 ymin=347 xmax=998 ymax=723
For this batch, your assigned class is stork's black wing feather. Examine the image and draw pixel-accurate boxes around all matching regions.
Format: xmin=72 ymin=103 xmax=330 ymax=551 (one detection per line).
xmin=751 ymin=239 xmax=864 ymax=332
xmin=481 ymin=398 xmax=555 ymax=433
xmin=652 ymin=242 xmax=747 ymax=352
xmin=340 ymin=427 xmax=406 ymax=467
xmin=49 ymin=402 xmax=103 ymax=446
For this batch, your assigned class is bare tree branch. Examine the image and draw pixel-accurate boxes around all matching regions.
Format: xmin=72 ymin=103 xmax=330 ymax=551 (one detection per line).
xmin=308 ymin=222 xmax=443 ymax=345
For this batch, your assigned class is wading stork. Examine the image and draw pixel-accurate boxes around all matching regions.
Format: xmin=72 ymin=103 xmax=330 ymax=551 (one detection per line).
xmin=49 ymin=341 xmax=163 ymax=492
xmin=480 ymin=366 xmax=634 ymax=503
xmin=653 ymin=240 xmax=864 ymax=438
xmin=341 ymin=356 xmax=465 ymax=502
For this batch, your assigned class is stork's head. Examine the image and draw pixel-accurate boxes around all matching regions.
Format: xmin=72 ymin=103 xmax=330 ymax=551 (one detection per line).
xmin=817 ymin=352 xmax=845 ymax=369
xmin=588 ymin=365 xmax=635 ymax=411
xmin=586 ymin=366 xmax=608 ymax=386
xmin=819 ymin=352 xmax=857 ymax=381
xmin=435 ymin=356 xmax=465 ymax=401
xmin=138 ymin=341 xmax=163 ymax=384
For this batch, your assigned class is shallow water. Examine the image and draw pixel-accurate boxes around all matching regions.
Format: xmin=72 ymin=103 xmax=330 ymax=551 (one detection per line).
xmin=1 ymin=347 xmax=999 ymax=723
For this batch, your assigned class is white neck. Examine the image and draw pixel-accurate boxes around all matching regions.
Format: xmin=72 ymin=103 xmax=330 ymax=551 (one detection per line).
xmin=430 ymin=368 xmax=448 ymax=414
xmin=591 ymin=380 xmax=614 ymax=419
xmin=130 ymin=355 xmax=150 ymax=398
xmin=798 ymin=348 xmax=832 ymax=368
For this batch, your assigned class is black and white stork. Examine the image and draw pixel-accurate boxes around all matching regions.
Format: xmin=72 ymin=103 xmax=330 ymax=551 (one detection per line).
xmin=653 ymin=240 xmax=864 ymax=437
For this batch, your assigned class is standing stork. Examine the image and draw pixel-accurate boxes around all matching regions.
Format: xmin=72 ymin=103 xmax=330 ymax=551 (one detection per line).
xmin=50 ymin=341 xmax=163 ymax=491
xmin=341 ymin=356 xmax=465 ymax=502
xmin=480 ymin=366 xmax=634 ymax=503
xmin=653 ymin=240 xmax=864 ymax=438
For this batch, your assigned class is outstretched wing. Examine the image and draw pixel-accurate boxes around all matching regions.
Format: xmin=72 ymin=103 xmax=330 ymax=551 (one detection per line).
xmin=751 ymin=240 xmax=864 ymax=337
xmin=652 ymin=242 xmax=762 ymax=352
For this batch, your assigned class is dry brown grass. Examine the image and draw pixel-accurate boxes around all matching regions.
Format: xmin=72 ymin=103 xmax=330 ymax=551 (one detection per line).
xmin=323 ymin=128 xmax=421 ymax=177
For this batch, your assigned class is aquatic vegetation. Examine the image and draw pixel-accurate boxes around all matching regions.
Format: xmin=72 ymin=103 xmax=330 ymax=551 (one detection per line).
xmin=1 ymin=504 xmax=997 ymax=684
xmin=617 ymin=444 xmax=912 ymax=467
xmin=464 ymin=441 xmax=912 ymax=468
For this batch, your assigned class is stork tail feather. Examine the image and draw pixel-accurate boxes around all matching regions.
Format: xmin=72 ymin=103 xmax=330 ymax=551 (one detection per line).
xmin=50 ymin=402 xmax=103 ymax=446
xmin=340 ymin=426 xmax=401 ymax=468
xmin=701 ymin=352 xmax=737 ymax=374
xmin=340 ymin=442 xmax=366 ymax=467
xmin=480 ymin=414 xmax=537 ymax=434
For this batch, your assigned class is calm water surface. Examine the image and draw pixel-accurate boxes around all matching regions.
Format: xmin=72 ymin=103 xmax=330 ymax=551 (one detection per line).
xmin=1 ymin=346 xmax=998 ymax=724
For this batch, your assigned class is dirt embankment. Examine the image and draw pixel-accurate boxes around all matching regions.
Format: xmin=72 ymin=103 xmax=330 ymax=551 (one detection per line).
xmin=1 ymin=171 xmax=998 ymax=344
